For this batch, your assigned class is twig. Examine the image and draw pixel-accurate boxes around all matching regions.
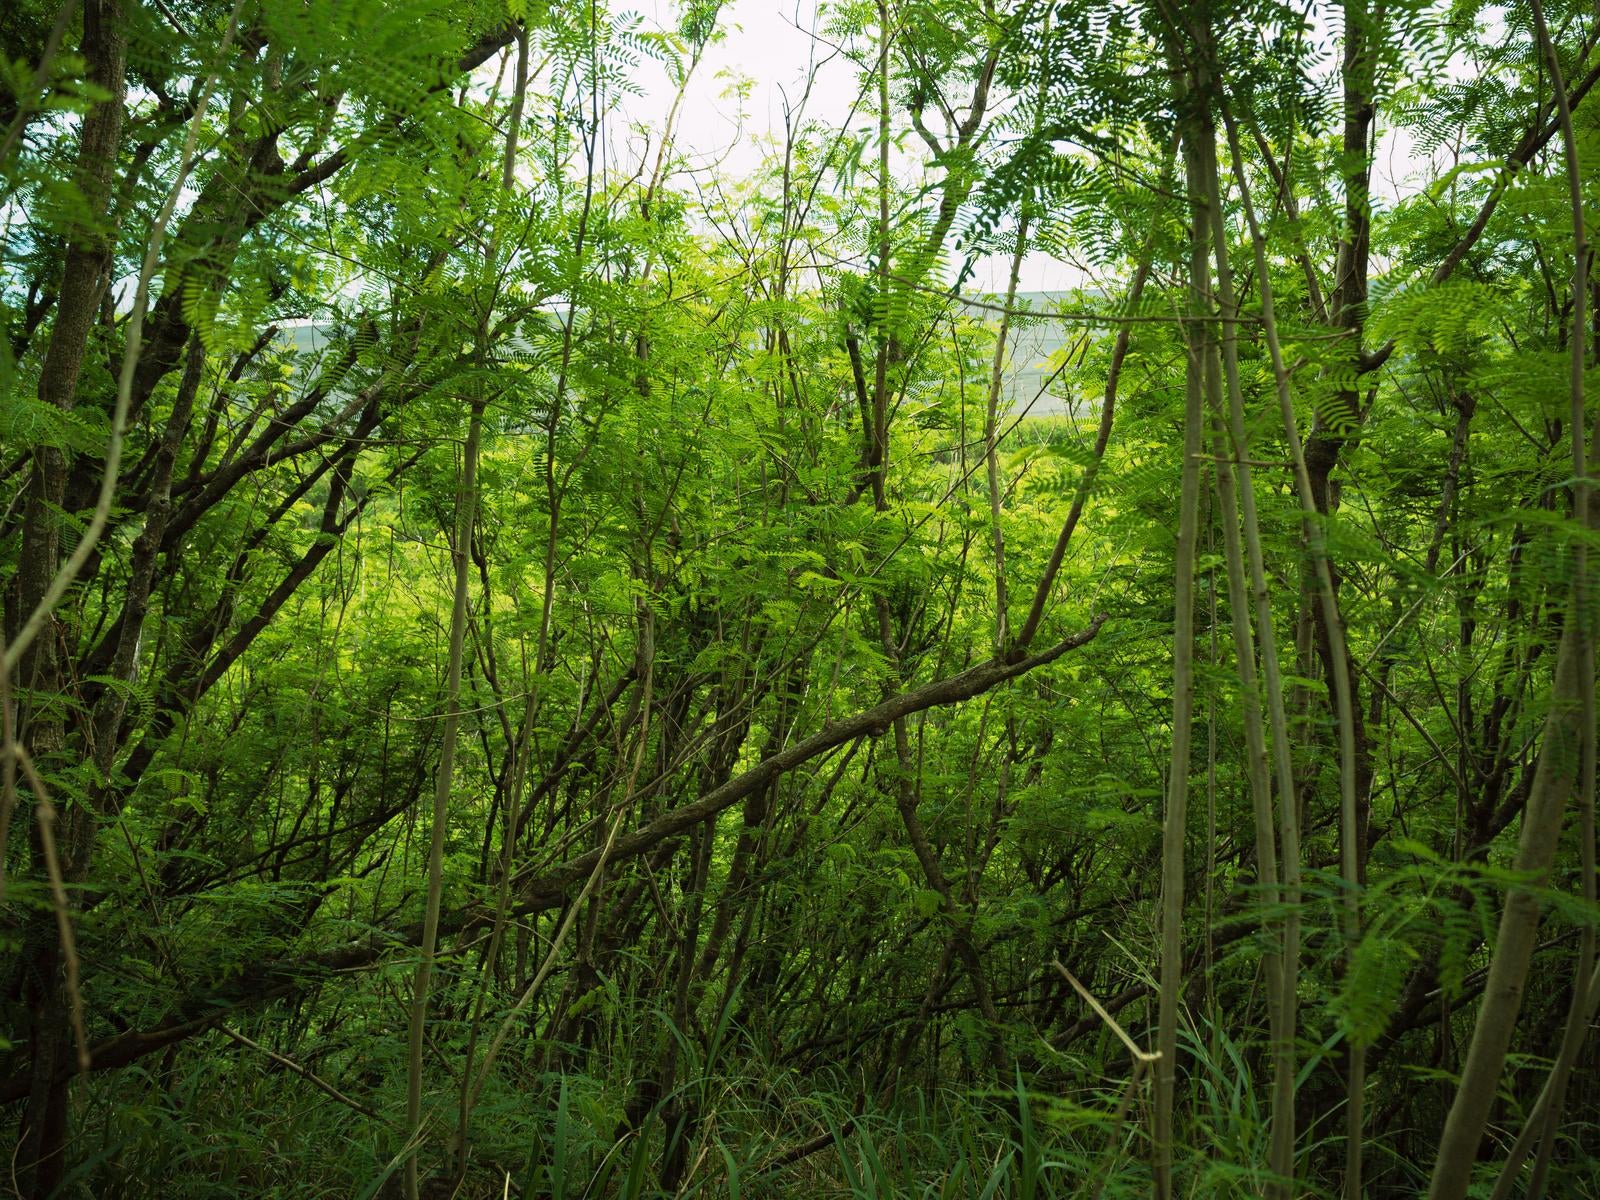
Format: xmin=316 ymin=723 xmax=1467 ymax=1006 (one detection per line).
xmin=20 ymin=753 xmax=90 ymax=1072
xmin=0 ymin=625 xmax=88 ymax=1071
xmin=1053 ymin=960 xmax=1159 ymax=1064
xmin=0 ymin=0 xmax=80 ymax=173
xmin=0 ymin=629 xmax=16 ymax=899
xmin=3 ymin=0 xmax=244 ymax=674
xmin=217 ymin=1023 xmax=381 ymax=1120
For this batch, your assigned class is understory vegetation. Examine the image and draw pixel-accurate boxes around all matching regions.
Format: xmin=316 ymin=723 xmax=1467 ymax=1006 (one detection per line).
xmin=2 ymin=0 xmax=1599 ymax=1196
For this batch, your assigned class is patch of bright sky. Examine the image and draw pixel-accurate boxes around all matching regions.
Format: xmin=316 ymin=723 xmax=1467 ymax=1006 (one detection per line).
xmin=617 ymin=0 xmax=1084 ymax=295
xmin=615 ymin=0 xmax=1504 ymax=298
xmin=572 ymin=0 xmax=1500 ymax=300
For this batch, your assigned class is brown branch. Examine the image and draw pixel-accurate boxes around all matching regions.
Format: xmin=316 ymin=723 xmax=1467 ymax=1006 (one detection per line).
xmin=1361 ymin=51 xmax=1600 ymax=376
xmin=0 ymin=616 xmax=1109 ymax=1103
xmin=216 ymin=1024 xmax=381 ymax=1121
xmin=512 ymin=614 xmax=1108 ymax=909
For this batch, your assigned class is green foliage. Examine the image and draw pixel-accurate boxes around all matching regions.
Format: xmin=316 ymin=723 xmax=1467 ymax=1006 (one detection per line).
xmin=4 ymin=0 xmax=1600 ymax=1197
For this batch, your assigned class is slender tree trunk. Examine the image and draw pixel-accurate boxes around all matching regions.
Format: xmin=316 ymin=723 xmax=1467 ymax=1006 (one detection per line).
xmin=1522 ymin=9 xmax=1596 ymax=1196
xmin=1154 ymin=75 xmax=1208 ymax=1199
xmin=1227 ymin=97 xmax=1368 ymax=1200
xmin=10 ymin=6 xmax=127 ymax=1194
xmin=404 ymin=400 xmax=484 ymax=1200
xmin=1213 ymin=115 xmax=1307 ymax=1197
xmin=1430 ymin=1 xmax=1595 ymax=1193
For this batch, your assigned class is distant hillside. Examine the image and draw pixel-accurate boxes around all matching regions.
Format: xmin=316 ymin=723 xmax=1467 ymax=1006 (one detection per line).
xmin=956 ymin=290 xmax=1099 ymax=419
xmin=275 ymin=289 xmax=1090 ymax=418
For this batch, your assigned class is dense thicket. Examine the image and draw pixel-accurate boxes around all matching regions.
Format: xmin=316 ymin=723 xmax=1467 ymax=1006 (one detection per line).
xmin=2 ymin=1 xmax=1597 ymax=1197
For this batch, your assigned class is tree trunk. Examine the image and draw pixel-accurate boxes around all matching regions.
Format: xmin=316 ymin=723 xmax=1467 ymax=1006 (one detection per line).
xmin=10 ymin=4 xmax=128 ymax=1195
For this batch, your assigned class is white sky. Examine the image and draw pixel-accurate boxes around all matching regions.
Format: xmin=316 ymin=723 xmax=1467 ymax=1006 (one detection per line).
xmin=626 ymin=0 xmax=857 ymax=178
xmin=619 ymin=0 xmax=1081 ymax=293
xmin=607 ymin=0 xmax=1485 ymax=296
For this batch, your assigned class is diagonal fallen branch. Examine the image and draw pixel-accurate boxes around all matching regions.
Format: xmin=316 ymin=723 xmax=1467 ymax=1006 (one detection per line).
xmin=514 ymin=616 xmax=1107 ymax=909
xmin=1053 ymin=960 xmax=1159 ymax=1065
xmin=217 ymin=1024 xmax=380 ymax=1121
xmin=0 ymin=619 xmax=1108 ymax=1104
